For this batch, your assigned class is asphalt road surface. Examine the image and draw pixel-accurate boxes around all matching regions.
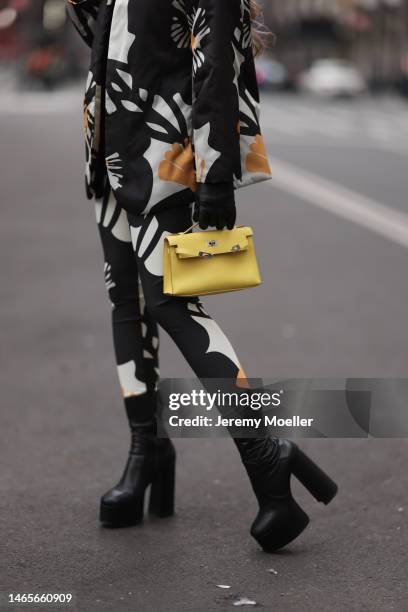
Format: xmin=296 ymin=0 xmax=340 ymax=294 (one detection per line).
xmin=1 ymin=87 xmax=408 ymax=611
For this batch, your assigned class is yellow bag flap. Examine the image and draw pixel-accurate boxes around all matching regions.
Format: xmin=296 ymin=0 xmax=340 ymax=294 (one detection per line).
xmin=164 ymin=226 xmax=253 ymax=259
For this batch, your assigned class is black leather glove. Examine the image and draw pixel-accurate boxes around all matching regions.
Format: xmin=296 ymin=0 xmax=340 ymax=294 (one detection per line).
xmin=193 ymin=182 xmax=236 ymax=230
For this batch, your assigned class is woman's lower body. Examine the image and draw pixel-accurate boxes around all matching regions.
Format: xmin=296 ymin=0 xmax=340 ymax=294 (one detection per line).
xmin=93 ymin=186 xmax=338 ymax=551
xmin=94 ymin=187 xmax=245 ymax=402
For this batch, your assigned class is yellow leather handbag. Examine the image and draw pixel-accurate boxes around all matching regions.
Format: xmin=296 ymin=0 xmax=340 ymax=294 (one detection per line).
xmin=163 ymin=223 xmax=262 ymax=297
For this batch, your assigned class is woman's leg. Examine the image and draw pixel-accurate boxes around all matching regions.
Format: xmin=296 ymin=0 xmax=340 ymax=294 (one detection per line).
xmin=126 ymin=204 xmax=247 ymax=383
xmin=94 ymin=187 xmax=160 ymax=417
xmin=95 ymin=187 xmax=176 ymax=527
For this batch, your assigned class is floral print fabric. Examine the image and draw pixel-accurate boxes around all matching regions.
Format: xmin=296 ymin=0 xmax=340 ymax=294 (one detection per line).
xmin=67 ymin=0 xmax=272 ymax=215
xmin=94 ymin=186 xmax=246 ymax=397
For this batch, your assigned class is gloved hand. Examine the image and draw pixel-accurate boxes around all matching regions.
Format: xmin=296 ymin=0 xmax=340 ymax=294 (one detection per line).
xmin=193 ymin=182 xmax=236 ymax=230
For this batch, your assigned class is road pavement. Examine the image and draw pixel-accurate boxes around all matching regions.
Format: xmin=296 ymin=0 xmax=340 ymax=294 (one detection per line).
xmin=1 ymin=89 xmax=408 ymax=611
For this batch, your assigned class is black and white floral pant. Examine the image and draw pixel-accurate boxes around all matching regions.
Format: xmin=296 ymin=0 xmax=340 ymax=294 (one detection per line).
xmin=94 ymin=187 xmax=246 ymax=409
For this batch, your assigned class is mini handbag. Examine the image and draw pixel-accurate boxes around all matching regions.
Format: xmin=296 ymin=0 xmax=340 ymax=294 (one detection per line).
xmin=163 ymin=223 xmax=262 ymax=297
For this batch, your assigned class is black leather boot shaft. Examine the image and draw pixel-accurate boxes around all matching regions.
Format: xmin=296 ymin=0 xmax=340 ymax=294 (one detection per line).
xmin=234 ymin=436 xmax=282 ymax=506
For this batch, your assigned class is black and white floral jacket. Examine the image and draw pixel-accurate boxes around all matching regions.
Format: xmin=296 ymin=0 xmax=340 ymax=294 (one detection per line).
xmin=67 ymin=0 xmax=272 ymax=214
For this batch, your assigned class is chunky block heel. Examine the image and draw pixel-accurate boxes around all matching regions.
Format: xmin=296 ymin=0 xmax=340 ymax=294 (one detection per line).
xmin=149 ymin=459 xmax=176 ymax=518
xmin=292 ymin=447 xmax=338 ymax=505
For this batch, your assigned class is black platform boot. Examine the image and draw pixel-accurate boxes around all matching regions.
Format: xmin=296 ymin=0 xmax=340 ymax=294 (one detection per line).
xmin=222 ymin=385 xmax=338 ymax=552
xmin=234 ymin=436 xmax=338 ymax=552
xmin=99 ymin=391 xmax=176 ymax=527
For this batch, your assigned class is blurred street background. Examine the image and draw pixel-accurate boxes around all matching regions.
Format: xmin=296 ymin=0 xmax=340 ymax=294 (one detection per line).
xmin=1 ymin=1 xmax=408 ymax=611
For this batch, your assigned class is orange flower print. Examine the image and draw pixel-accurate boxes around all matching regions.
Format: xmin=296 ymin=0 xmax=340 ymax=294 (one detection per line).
xmin=245 ymin=134 xmax=271 ymax=175
xmin=236 ymin=366 xmax=250 ymax=389
xmin=158 ymin=139 xmax=196 ymax=191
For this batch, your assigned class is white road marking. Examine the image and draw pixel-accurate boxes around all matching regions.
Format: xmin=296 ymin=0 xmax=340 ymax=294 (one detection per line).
xmin=260 ymin=96 xmax=408 ymax=154
xmin=270 ymin=158 xmax=408 ymax=250
xmin=263 ymin=128 xmax=408 ymax=155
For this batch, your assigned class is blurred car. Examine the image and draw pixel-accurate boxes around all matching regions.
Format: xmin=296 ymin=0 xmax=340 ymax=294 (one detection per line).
xmin=255 ymin=57 xmax=289 ymax=91
xmin=299 ymin=59 xmax=367 ymax=98
xmin=25 ymin=45 xmax=68 ymax=88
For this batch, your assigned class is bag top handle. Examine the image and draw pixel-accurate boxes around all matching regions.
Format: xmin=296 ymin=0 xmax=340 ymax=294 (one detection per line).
xmin=179 ymin=223 xmax=244 ymax=235
xmin=180 ymin=222 xmax=200 ymax=234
